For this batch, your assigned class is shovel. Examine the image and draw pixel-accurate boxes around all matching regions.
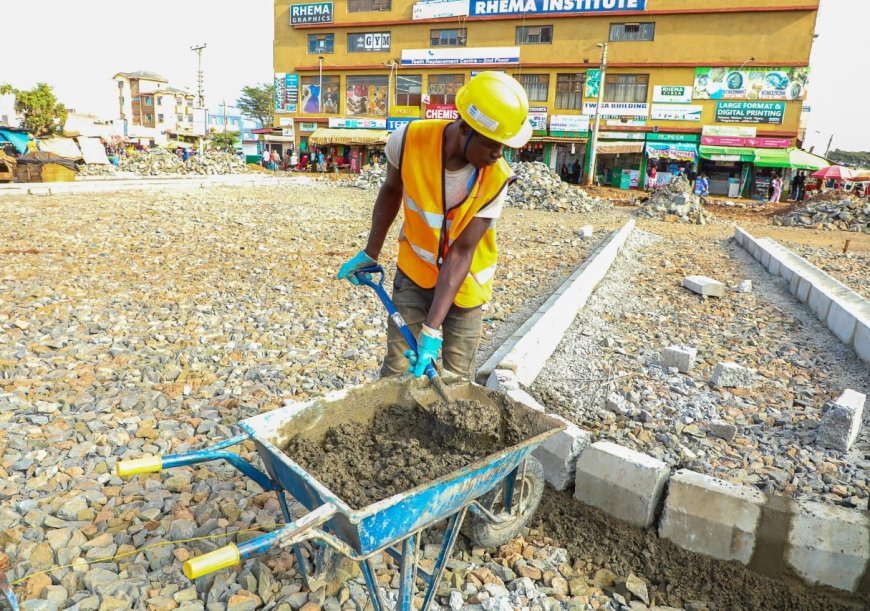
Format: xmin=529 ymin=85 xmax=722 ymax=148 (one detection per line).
xmin=354 ymin=265 xmax=452 ymax=404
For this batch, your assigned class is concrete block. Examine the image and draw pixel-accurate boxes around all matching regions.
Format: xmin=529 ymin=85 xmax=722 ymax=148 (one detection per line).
xmin=574 ymin=441 xmax=669 ymax=528
xmin=533 ymin=418 xmax=591 ymax=491
xmin=760 ymin=250 xmax=771 ymax=269
xmin=854 ymin=320 xmax=870 ymax=364
xmin=682 ymin=275 xmax=725 ymax=298
xmin=577 ymin=225 xmax=594 ymax=239
xmin=660 ymin=345 xmax=697 ymax=373
xmin=711 ymin=362 xmax=756 ymax=388
xmin=768 ymin=256 xmax=781 ymax=276
xmin=659 ymin=469 xmax=764 ymax=565
xmin=817 ymin=389 xmax=866 ymax=452
xmin=780 ymin=264 xmax=795 ymax=283
xmin=706 ymin=419 xmax=738 ymax=442
xmin=796 ymin=277 xmax=812 ymax=302
xmin=807 ymin=285 xmax=833 ymax=322
xmin=826 ymin=301 xmax=858 ymax=345
xmin=787 ymin=500 xmax=870 ymax=593
xmin=733 ymin=229 xmax=746 ymax=247
xmin=789 ymin=272 xmax=802 ymax=297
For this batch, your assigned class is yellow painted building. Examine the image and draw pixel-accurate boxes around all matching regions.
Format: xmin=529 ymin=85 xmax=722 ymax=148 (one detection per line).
xmin=273 ymin=0 xmax=820 ymax=195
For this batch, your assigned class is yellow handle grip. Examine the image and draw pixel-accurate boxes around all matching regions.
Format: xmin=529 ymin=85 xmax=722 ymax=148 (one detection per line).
xmin=183 ymin=544 xmax=240 ymax=580
xmin=116 ymin=455 xmax=163 ymax=477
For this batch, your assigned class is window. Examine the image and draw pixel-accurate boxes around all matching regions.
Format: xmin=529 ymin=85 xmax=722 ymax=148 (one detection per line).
xmin=348 ymin=0 xmax=390 ymax=12
xmin=609 ymin=22 xmax=655 ymax=41
xmin=177 ymin=114 xmax=183 ymax=122
xmin=348 ymin=32 xmax=391 ymax=52
xmin=119 ymin=96 xmax=125 ymax=106
xmin=145 ymin=113 xmax=153 ymax=122
xmin=346 ymin=76 xmax=388 ymax=116
xmin=428 ymin=74 xmax=464 ymax=105
xmin=516 ymin=25 xmax=553 ymax=44
xmin=555 ymin=73 xmax=583 ymax=109
xmin=308 ymin=33 xmax=334 ymax=54
xmin=515 ymin=74 xmax=549 ymax=102
xmin=132 ymin=96 xmax=140 ymax=102
xmin=301 ymin=75 xmax=340 ymax=114
xmin=395 ymin=74 xmax=422 ymax=106
xmin=187 ymin=114 xmax=193 ymax=122
xmin=604 ymin=74 xmax=649 ymax=103
xmin=156 ymin=97 xmax=163 ymax=106
xmin=430 ymin=28 xmax=466 ymax=47
xmin=144 ymin=97 xmax=153 ymax=106
xmin=157 ymin=113 xmax=164 ymax=122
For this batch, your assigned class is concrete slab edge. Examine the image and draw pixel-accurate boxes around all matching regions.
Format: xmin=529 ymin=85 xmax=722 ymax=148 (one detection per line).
xmin=0 ymin=175 xmax=300 ymax=197
xmin=477 ymin=219 xmax=636 ymax=385
xmin=734 ymin=226 xmax=870 ymax=365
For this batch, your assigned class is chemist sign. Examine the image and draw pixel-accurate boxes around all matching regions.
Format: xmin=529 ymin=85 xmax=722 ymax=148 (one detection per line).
xmin=290 ymin=2 xmax=333 ymax=24
xmin=469 ymin=0 xmax=647 ymax=17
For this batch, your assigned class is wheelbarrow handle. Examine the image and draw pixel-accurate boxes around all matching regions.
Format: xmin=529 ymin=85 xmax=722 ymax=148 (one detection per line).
xmin=183 ymin=502 xmax=339 ymax=579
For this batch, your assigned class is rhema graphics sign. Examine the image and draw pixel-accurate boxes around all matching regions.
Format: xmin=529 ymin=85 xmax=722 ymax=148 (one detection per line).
xmin=290 ymin=2 xmax=333 ymax=25
xmin=469 ymin=0 xmax=646 ymax=16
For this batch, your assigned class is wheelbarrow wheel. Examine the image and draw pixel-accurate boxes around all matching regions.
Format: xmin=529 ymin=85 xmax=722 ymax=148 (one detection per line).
xmin=466 ymin=456 xmax=545 ymax=549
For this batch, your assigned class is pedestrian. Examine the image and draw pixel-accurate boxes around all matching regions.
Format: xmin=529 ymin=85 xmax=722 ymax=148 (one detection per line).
xmin=262 ymin=148 xmax=270 ymax=168
xmin=337 ymin=71 xmax=532 ymax=379
xmin=290 ymin=150 xmax=298 ymax=169
xmin=694 ymin=172 xmax=710 ymax=205
xmin=559 ymin=162 xmax=569 ymax=182
xmin=795 ymin=171 xmax=806 ymax=201
xmin=688 ymin=167 xmax=698 ymax=190
xmin=790 ymin=172 xmax=800 ymax=201
xmin=769 ymin=173 xmax=783 ymax=203
xmin=570 ymin=158 xmax=581 ymax=184
xmin=273 ymin=149 xmax=282 ymax=171
xmin=645 ymin=163 xmax=657 ymax=191
xmin=317 ymin=150 xmax=325 ymax=172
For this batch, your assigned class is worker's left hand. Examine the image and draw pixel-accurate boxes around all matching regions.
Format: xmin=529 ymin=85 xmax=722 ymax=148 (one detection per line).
xmin=404 ymin=326 xmax=443 ymax=378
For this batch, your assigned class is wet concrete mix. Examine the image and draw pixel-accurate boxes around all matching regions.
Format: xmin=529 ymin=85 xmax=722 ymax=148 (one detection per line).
xmin=284 ymin=398 xmax=529 ymax=509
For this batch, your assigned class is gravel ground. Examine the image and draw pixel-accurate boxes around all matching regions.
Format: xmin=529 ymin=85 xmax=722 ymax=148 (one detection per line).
xmin=531 ymin=229 xmax=870 ymax=510
xmin=780 ymin=240 xmax=870 ymax=300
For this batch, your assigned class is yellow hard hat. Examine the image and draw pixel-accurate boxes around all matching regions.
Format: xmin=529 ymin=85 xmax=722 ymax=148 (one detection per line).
xmin=455 ymin=72 xmax=532 ymax=148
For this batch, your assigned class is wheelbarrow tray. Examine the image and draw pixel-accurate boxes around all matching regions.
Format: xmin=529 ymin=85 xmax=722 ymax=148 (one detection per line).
xmin=239 ymin=376 xmax=565 ymax=557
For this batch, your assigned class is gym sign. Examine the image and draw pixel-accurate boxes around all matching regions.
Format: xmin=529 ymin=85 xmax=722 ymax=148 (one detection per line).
xmin=290 ymin=2 xmax=333 ymax=25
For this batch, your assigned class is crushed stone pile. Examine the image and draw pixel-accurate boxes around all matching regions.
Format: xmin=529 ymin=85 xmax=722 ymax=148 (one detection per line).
xmin=634 ymin=175 xmax=714 ymax=225
xmin=505 ymin=162 xmax=611 ymax=213
xmin=339 ymin=163 xmax=387 ymax=190
xmin=77 ymin=149 xmax=251 ymax=177
xmin=774 ymin=195 xmax=870 ymax=232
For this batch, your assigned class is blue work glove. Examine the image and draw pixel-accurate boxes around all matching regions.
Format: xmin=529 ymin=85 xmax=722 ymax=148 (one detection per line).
xmin=405 ymin=325 xmax=443 ymax=378
xmin=337 ymin=250 xmax=376 ymax=285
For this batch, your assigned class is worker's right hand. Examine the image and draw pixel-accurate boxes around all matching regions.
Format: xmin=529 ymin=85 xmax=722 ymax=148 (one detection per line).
xmin=337 ymin=250 xmax=376 ymax=285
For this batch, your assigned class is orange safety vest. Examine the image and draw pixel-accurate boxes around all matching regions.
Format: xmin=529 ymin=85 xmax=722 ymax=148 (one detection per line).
xmin=397 ymin=120 xmax=514 ymax=308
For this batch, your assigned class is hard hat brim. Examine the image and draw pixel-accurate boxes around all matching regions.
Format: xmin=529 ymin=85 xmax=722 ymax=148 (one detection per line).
xmin=500 ymin=120 xmax=533 ymax=149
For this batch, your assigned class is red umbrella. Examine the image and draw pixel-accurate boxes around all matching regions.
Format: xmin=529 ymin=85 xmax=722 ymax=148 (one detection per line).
xmin=811 ymin=165 xmax=854 ymax=180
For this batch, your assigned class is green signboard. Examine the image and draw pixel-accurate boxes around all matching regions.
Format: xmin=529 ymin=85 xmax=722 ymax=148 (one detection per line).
xmin=646 ymin=132 xmax=700 ymax=143
xmin=715 ymin=101 xmax=785 ymax=124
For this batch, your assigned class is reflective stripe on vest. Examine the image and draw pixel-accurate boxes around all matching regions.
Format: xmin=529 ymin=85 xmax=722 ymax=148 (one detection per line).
xmin=396 ymin=119 xmax=513 ymax=308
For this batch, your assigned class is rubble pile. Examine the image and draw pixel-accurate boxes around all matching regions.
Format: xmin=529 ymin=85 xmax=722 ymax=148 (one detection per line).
xmin=774 ymin=196 xmax=870 ymax=232
xmin=78 ymin=149 xmax=251 ymax=177
xmin=634 ymin=175 xmax=714 ymax=224
xmin=505 ymin=162 xmax=610 ymax=212
xmin=341 ymin=163 xmax=387 ymax=190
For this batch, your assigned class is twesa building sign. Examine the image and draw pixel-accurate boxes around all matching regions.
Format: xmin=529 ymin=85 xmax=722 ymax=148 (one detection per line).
xmin=715 ymin=101 xmax=785 ymax=124
xmin=470 ymin=0 xmax=646 ymax=16
xmin=290 ymin=2 xmax=333 ymax=25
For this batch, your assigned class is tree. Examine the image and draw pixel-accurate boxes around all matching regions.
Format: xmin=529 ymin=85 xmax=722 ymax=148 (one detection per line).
xmin=237 ymin=83 xmax=273 ymax=128
xmin=209 ymin=131 xmax=239 ymax=153
xmin=14 ymin=83 xmax=68 ymax=137
xmin=0 ymin=83 xmax=12 ymax=95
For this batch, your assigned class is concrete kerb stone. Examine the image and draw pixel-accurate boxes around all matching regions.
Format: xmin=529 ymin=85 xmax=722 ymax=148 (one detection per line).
xmin=574 ymin=441 xmax=670 ymax=529
xmin=855 ymin=320 xmax=870 ymax=363
xmin=807 ymin=284 xmax=833 ymax=322
xmin=477 ymin=219 xmax=635 ymax=386
xmin=485 ymin=369 xmax=590 ymax=491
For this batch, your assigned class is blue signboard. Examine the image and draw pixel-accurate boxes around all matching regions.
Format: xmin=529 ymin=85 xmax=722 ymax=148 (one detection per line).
xmin=469 ymin=0 xmax=646 ymax=16
xmin=387 ymin=117 xmax=417 ymax=132
xmin=290 ymin=2 xmax=333 ymax=25
xmin=284 ymin=74 xmax=299 ymax=113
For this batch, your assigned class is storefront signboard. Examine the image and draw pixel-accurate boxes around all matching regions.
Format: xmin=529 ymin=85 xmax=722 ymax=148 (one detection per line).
xmin=391 ymin=105 xmax=421 ymax=118
xmin=274 ymin=73 xmax=286 ymax=113
xmin=549 ymin=114 xmax=589 ymax=133
xmin=652 ymin=86 xmax=692 ymax=104
xmin=528 ymin=106 xmax=548 ymax=131
xmin=290 ymin=2 xmax=333 ymax=25
xmin=469 ymin=0 xmax=647 ymax=17
xmin=282 ymin=125 xmax=295 ymax=139
xmin=606 ymin=119 xmax=646 ymax=127
xmin=424 ymin=103 xmax=459 ymax=120
xmin=701 ymin=135 xmax=792 ymax=148
xmin=585 ymin=69 xmax=601 ymax=98
xmin=279 ymin=118 xmax=293 ymax=127
xmin=646 ymin=142 xmax=697 ymax=161
xmin=599 ymin=131 xmax=645 ymax=140
xmin=650 ymin=104 xmax=702 ymax=122
xmin=412 ymin=0 xmax=468 ymax=20
xmin=693 ymin=66 xmax=809 ymax=101
xmin=646 ymin=133 xmax=700 ymax=143
xmin=348 ymin=32 xmax=391 ymax=52
xmin=401 ymin=47 xmax=520 ymax=66
xmin=387 ymin=117 xmax=418 ymax=131
xmin=583 ymin=102 xmax=648 ymax=118
xmin=298 ymin=122 xmax=318 ymax=132
xmin=702 ymin=125 xmax=756 ymax=138
xmin=715 ymin=101 xmax=785 ymax=124
xmin=328 ymin=118 xmax=387 ymax=129
xmin=284 ymin=74 xmax=299 ymax=113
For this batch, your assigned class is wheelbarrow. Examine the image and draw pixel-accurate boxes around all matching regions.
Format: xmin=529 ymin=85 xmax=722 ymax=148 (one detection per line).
xmin=114 ymin=375 xmax=565 ymax=610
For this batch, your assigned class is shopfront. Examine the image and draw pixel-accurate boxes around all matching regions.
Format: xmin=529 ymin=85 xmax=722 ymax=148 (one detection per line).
xmin=307 ymin=118 xmax=389 ymax=172
xmin=698 ymin=145 xmax=754 ymax=197
xmin=644 ymin=133 xmax=700 ymax=187
xmin=593 ymin=133 xmax=645 ymax=189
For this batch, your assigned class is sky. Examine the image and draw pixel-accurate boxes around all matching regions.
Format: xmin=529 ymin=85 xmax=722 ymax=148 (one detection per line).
xmin=3 ymin=1 xmax=868 ymax=152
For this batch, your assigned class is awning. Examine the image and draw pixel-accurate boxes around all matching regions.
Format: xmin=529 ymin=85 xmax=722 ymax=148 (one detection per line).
xmin=786 ymin=149 xmax=830 ymax=171
xmin=595 ymin=141 xmax=644 ymax=154
xmin=646 ymin=142 xmax=697 ymax=161
xmin=308 ymin=128 xmax=390 ymax=146
xmin=744 ymin=148 xmax=831 ymax=170
xmin=699 ymin=145 xmax=755 ymax=162
xmin=37 ymin=137 xmax=82 ymax=160
xmin=262 ymin=134 xmax=297 ymax=143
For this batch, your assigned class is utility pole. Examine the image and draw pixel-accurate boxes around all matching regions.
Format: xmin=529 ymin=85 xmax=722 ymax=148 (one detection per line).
xmin=824 ymin=134 xmax=834 ymax=157
xmin=191 ymin=43 xmax=207 ymax=108
xmin=584 ymin=42 xmax=608 ymax=186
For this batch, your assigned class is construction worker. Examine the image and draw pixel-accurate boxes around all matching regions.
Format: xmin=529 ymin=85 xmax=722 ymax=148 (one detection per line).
xmin=338 ymin=72 xmax=532 ymax=380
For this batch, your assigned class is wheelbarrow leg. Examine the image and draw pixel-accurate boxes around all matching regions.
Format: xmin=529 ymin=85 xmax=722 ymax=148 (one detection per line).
xmin=397 ymin=534 xmax=418 ymax=610
xmin=276 ymin=490 xmax=334 ymax=592
xmin=421 ymin=508 xmax=467 ymax=611
xmin=360 ymin=558 xmax=388 ymax=611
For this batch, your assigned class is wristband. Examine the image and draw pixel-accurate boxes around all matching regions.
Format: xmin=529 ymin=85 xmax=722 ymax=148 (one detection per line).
xmin=421 ymin=324 xmax=442 ymax=339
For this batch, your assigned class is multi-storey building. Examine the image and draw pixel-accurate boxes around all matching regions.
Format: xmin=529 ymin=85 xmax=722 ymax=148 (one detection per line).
xmin=274 ymin=0 xmax=820 ymax=196
xmin=207 ymin=103 xmax=263 ymax=159
xmin=113 ymin=71 xmax=203 ymax=144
